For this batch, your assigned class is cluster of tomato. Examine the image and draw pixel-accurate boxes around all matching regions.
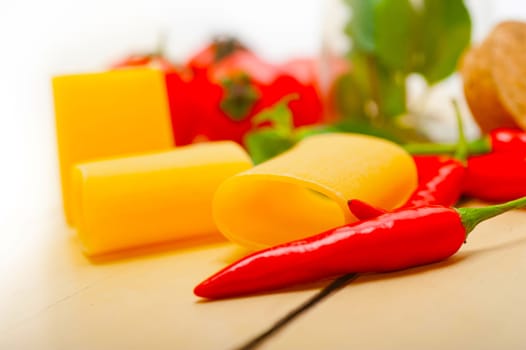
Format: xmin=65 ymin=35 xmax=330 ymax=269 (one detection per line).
xmin=111 ymin=37 xmax=327 ymax=146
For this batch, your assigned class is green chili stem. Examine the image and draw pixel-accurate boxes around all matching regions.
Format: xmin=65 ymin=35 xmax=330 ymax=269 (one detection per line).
xmin=220 ymin=74 xmax=260 ymax=120
xmin=403 ymin=142 xmax=457 ymax=154
xmin=452 ymin=99 xmax=468 ymax=163
xmin=457 ymin=196 xmax=526 ymax=235
xmin=404 ymin=100 xmax=491 ymax=157
xmin=403 ymin=137 xmax=491 ymax=156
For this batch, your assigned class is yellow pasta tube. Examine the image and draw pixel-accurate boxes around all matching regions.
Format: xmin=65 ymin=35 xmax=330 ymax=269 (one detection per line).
xmin=72 ymin=142 xmax=252 ymax=256
xmin=53 ymin=69 xmax=174 ymax=225
xmin=213 ymin=133 xmax=417 ymax=250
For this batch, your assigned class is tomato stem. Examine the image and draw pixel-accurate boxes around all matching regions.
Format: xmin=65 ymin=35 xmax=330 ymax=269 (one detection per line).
xmin=213 ymin=36 xmax=245 ymax=62
xmin=220 ymin=73 xmax=259 ymax=120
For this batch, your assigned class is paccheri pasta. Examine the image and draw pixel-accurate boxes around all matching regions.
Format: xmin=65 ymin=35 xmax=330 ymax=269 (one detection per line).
xmin=213 ymin=133 xmax=418 ymax=250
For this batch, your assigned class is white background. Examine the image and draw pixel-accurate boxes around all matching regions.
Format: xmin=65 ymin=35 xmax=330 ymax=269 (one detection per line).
xmin=0 ymin=0 xmax=525 ymax=224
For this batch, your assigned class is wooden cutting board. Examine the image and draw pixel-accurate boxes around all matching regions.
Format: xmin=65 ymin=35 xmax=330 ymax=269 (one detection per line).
xmin=2 ymin=203 xmax=526 ymax=350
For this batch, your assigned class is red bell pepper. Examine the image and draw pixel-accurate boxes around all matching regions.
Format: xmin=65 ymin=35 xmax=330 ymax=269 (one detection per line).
xmin=195 ymin=196 xmax=526 ymax=299
xmin=481 ymin=127 xmax=526 ymax=153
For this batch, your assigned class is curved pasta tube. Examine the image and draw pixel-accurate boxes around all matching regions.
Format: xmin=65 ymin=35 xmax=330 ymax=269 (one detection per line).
xmin=213 ymin=133 xmax=418 ymax=250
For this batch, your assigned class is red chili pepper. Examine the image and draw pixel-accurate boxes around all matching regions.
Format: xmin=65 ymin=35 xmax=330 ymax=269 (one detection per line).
xmin=347 ymin=156 xmax=465 ymax=220
xmin=457 ymin=127 xmax=526 ymax=155
xmin=406 ymin=101 xmax=467 ymax=208
xmin=346 ymin=198 xmax=385 ymax=220
xmin=403 ymin=117 xmax=526 ymax=203
xmin=194 ymin=196 xmax=526 ymax=299
xmin=488 ymin=128 xmax=526 ymax=153
xmin=349 ymin=101 xmax=467 ymax=218
xmin=403 ymin=155 xmax=465 ymax=208
xmin=348 ymin=156 xmax=465 ymax=220
xmin=463 ymin=152 xmax=526 ymax=202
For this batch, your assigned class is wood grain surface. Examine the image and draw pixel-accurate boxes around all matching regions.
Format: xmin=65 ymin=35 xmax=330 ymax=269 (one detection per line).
xmin=2 ymin=203 xmax=526 ymax=350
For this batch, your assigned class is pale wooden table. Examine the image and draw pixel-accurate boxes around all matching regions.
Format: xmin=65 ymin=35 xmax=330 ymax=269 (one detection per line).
xmin=2 ymin=204 xmax=526 ymax=350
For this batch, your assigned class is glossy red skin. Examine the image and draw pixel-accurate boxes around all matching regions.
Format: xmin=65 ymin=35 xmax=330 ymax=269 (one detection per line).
xmin=490 ymin=128 xmax=526 ymax=153
xmin=187 ymin=45 xmax=217 ymax=77
xmin=194 ymin=206 xmax=466 ymax=299
xmin=348 ymin=155 xmax=465 ymax=222
xmin=464 ymin=153 xmax=526 ymax=202
xmin=197 ymin=51 xmax=275 ymax=143
xmin=279 ymin=59 xmax=324 ymax=126
xmin=347 ymin=199 xmax=386 ymax=220
xmin=197 ymin=52 xmax=328 ymax=144
xmin=404 ymin=156 xmax=466 ymax=208
xmin=165 ymin=71 xmax=199 ymax=146
xmin=187 ymin=41 xmax=246 ymax=78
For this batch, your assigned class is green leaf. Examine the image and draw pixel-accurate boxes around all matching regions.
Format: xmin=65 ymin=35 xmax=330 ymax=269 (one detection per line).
xmin=415 ymin=0 xmax=471 ymax=84
xmin=374 ymin=0 xmax=416 ymax=72
xmin=252 ymin=95 xmax=297 ymax=136
xmin=244 ymin=130 xmax=296 ymax=165
xmin=344 ymin=0 xmax=382 ymax=53
xmin=243 ymin=95 xmax=299 ymax=164
xmin=295 ymin=124 xmax=342 ymax=140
